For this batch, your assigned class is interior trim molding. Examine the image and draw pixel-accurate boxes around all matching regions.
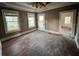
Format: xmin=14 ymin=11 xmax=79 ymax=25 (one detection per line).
xmin=44 ymin=30 xmax=61 ymax=35
xmin=1 ymin=29 xmax=36 ymax=42
xmin=44 ymin=30 xmax=75 ymax=37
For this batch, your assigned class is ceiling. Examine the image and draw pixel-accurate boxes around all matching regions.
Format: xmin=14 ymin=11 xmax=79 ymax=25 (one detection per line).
xmin=0 ymin=2 xmax=77 ymax=13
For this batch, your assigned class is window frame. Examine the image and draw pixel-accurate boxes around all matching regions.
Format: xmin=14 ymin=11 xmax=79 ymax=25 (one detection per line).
xmin=2 ymin=10 xmax=20 ymax=34
xmin=27 ymin=13 xmax=36 ymax=28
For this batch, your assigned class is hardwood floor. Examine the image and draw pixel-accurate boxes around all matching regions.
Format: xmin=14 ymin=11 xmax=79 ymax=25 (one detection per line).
xmin=2 ymin=31 xmax=79 ymax=56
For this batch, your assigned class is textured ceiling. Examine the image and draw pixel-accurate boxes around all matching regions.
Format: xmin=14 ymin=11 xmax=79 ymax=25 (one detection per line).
xmin=0 ymin=2 xmax=77 ymax=12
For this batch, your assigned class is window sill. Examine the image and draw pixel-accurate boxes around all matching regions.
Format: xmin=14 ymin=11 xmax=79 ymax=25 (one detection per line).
xmin=5 ymin=29 xmax=20 ymax=34
xmin=1 ymin=29 xmax=36 ymax=42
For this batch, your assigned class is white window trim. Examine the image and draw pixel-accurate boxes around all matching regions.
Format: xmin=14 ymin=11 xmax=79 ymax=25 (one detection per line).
xmin=2 ymin=10 xmax=20 ymax=34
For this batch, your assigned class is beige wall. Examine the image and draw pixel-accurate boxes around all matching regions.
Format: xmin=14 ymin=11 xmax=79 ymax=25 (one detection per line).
xmin=45 ymin=11 xmax=59 ymax=32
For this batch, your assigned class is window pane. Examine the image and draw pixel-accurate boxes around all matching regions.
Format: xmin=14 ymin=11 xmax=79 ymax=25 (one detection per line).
xmin=5 ymin=16 xmax=20 ymax=32
xmin=65 ymin=16 xmax=71 ymax=25
xmin=6 ymin=16 xmax=18 ymax=21
xmin=7 ymin=22 xmax=19 ymax=31
xmin=28 ymin=16 xmax=35 ymax=28
xmin=6 ymin=16 xmax=13 ymax=21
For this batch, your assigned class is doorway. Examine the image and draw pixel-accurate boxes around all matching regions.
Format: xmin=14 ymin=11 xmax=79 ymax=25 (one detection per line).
xmin=38 ymin=14 xmax=45 ymax=31
xmin=59 ymin=11 xmax=74 ymax=36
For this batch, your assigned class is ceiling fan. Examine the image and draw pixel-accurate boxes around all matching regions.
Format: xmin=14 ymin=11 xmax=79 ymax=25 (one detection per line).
xmin=31 ymin=2 xmax=50 ymax=8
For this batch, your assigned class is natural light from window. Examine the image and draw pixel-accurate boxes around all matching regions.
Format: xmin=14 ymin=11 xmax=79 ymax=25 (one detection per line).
xmin=28 ymin=13 xmax=35 ymax=28
xmin=5 ymin=16 xmax=20 ymax=33
xmin=65 ymin=16 xmax=71 ymax=25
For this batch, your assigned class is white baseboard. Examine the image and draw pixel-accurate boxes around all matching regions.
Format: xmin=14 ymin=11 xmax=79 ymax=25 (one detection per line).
xmin=1 ymin=29 xmax=36 ymax=42
xmin=44 ymin=30 xmax=75 ymax=37
xmin=44 ymin=30 xmax=62 ymax=35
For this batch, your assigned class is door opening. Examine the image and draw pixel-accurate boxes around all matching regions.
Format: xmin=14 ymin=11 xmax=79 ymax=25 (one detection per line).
xmin=38 ymin=14 xmax=45 ymax=31
xmin=59 ymin=11 xmax=74 ymax=36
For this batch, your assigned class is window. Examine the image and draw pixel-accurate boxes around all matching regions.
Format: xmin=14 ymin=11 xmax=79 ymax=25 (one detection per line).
xmin=5 ymin=16 xmax=20 ymax=32
xmin=2 ymin=10 xmax=20 ymax=33
xmin=65 ymin=16 xmax=71 ymax=25
xmin=27 ymin=13 xmax=35 ymax=28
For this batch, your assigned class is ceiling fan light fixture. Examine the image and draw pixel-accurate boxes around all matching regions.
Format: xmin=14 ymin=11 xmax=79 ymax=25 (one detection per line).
xmin=32 ymin=2 xmax=50 ymax=8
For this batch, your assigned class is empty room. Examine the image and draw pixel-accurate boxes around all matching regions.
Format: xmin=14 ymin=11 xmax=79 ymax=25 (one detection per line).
xmin=0 ymin=2 xmax=79 ymax=56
